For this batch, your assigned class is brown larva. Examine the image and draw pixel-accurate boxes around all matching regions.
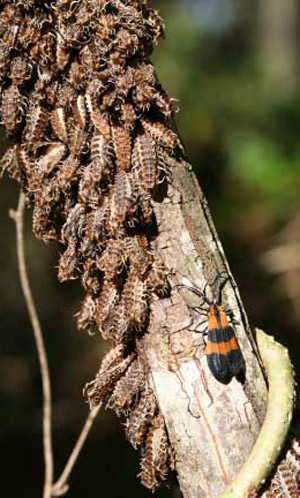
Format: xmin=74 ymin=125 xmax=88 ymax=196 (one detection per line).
xmin=57 ymin=82 xmax=77 ymax=109
xmin=141 ymin=118 xmax=182 ymax=152
xmin=81 ymin=258 xmax=101 ymax=295
xmin=125 ymin=235 xmax=152 ymax=276
xmin=109 ymin=170 xmax=135 ymax=233
xmin=155 ymin=88 xmax=179 ymax=120
xmin=84 ymin=350 xmax=135 ymax=407
xmin=115 ymin=28 xmax=139 ymax=55
xmin=56 ymin=31 xmax=71 ymax=71
xmin=61 ymin=203 xmax=86 ymax=244
xmin=94 ymin=280 xmax=120 ymax=332
xmin=0 ymin=147 xmax=16 ymax=179
xmin=67 ymin=59 xmax=86 ymax=89
xmin=73 ymin=94 xmax=87 ymax=129
xmin=95 ymin=13 xmax=117 ymax=45
xmin=132 ymin=83 xmax=156 ymax=112
xmin=139 ymin=415 xmax=169 ymax=490
xmin=107 ymin=358 xmax=145 ymax=416
xmin=122 ymin=268 xmax=149 ymax=328
xmin=50 ymin=107 xmax=69 ymax=143
xmin=145 ymin=258 xmax=170 ymax=297
xmin=68 ymin=119 xmax=89 ymax=156
xmin=85 ymin=84 xmax=111 ymax=141
xmin=146 ymin=8 xmax=165 ymax=44
xmin=10 ymin=56 xmax=32 ymax=86
xmin=1 ymin=84 xmax=26 ymax=131
xmin=24 ymin=103 xmax=49 ymax=149
xmin=37 ymin=143 xmax=67 ymax=177
xmin=132 ymin=132 xmax=158 ymax=191
xmin=90 ymin=131 xmax=112 ymax=182
xmin=30 ymin=32 xmax=56 ymax=67
xmin=97 ymin=238 xmax=127 ymax=280
xmin=111 ymin=124 xmax=132 ymax=172
xmin=78 ymin=164 xmax=102 ymax=207
xmin=121 ymin=102 xmax=136 ymax=131
xmin=76 ymin=294 xmax=97 ymax=335
xmin=58 ymin=240 xmax=79 ymax=282
xmin=57 ymin=154 xmax=81 ymax=192
xmin=84 ymin=199 xmax=110 ymax=247
xmin=99 ymin=304 xmax=129 ymax=343
xmin=125 ymin=384 xmax=157 ymax=449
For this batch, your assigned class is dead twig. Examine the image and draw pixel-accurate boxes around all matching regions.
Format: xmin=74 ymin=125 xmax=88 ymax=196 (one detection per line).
xmin=9 ymin=191 xmax=54 ymax=498
xmin=52 ymin=403 xmax=102 ymax=496
xmin=9 ymin=190 xmax=102 ymax=498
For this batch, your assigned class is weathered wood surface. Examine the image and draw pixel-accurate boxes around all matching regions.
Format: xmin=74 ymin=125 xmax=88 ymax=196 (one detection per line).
xmin=141 ymin=159 xmax=268 ymax=497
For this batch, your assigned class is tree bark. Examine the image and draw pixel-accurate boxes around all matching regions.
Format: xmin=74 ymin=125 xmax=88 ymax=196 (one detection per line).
xmin=142 ymin=158 xmax=268 ymax=497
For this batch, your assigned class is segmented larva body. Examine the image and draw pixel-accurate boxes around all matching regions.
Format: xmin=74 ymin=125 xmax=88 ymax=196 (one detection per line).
xmin=56 ymin=32 xmax=71 ymax=71
xmin=94 ymin=280 xmax=119 ymax=332
xmin=139 ymin=415 xmax=169 ymax=490
xmin=85 ymin=82 xmax=111 ymax=140
xmin=111 ymin=123 xmax=132 ymax=172
xmin=127 ymin=192 xmax=153 ymax=227
xmin=276 ymin=462 xmax=298 ymax=497
xmin=73 ymin=94 xmax=87 ymax=129
xmin=10 ymin=56 xmax=32 ymax=86
xmin=84 ymin=200 xmax=110 ymax=246
xmin=107 ymin=358 xmax=145 ymax=416
xmin=51 ymin=107 xmax=69 ymax=143
xmin=38 ymin=143 xmax=67 ymax=177
xmin=122 ymin=268 xmax=149 ymax=328
xmin=0 ymin=147 xmax=17 ymax=179
xmin=132 ymin=132 xmax=158 ymax=191
xmin=58 ymin=240 xmax=78 ymax=282
xmin=32 ymin=189 xmax=61 ymax=241
xmin=81 ymin=258 xmax=101 ymax=295
xmin=57 ymin=154 xmax=81 ymax=192
xmin=145 ymin=258 xmax=170 ymax=296
xmin=57 ymin=82 xmax=77 ymax=109
xmin=146 ymin=7 xmax=164 ymax=44
xmin=90 ymin=131 xmax=112 ymax=182
xmin=126 ymin=234 xmax=152 ymax=276
xmin=100 ymin=305 xmax=129 ymax=343
xmin=68 ymin=120 xmax=89 ymax=156
xmin=1 ymin=84 xmax=24 ymax=130
xmin=62 ymin=201 xmax=86 ymax=238
xmin=121 ymin=102 xmax=136 ymax=130
xmin=141 ymin=118 xmax=182 ymax=152
xmin=109 ymin=170 xmax=134 ymax=232
xmin=84 ymin=351 xmax=135 ymax=407
xmin=76 ymin=294 xmax=97 ymax=334
xmin=97 ymin=238 xmax=127 ymax=280
xmin=287 ymin=439 xmax=300 ymax=485
xmin=78 ymin=164 xmax=102 ymax=207
xmin=67 ymin=59 xmax=86 ymax=89
xmin=26 ymin=105 xmax=49 ymax=150
xmin=125 ymin=384 xmax=157 ymax=449
xmin=15 ymin=145 xmax=32 ymax=177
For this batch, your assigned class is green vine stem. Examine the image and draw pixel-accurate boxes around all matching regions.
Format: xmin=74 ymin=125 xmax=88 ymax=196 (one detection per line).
xmin=222 ymin=328 xmax=295 ymax=498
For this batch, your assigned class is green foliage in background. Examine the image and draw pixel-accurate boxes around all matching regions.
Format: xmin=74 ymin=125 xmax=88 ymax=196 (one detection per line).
xmin=153 ymin=1 xmax=300 ymax=232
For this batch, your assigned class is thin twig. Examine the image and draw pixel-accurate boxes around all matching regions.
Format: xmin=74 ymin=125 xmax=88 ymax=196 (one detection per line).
xmin=51 ymin=403 xmax=102 ymax=496
xmin=9 ymin=192 xmax=54 ymax=498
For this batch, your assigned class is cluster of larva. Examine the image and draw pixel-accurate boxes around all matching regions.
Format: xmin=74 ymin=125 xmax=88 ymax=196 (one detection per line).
xmin=0 ymin=0 xmax=182 ymax=490
xmin=263 ymin=439 xmax=300 ymax=498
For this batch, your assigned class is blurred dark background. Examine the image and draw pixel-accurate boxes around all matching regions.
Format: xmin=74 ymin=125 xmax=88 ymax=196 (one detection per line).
xmin=1 ymin=0 xmax=300 ymax=496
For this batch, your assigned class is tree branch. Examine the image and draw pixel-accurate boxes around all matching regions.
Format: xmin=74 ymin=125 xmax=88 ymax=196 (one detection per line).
xmin=142 ymin=159 xmax=269 ymax=497
xmin=9 ymin=191 xmax=54 ymax=498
